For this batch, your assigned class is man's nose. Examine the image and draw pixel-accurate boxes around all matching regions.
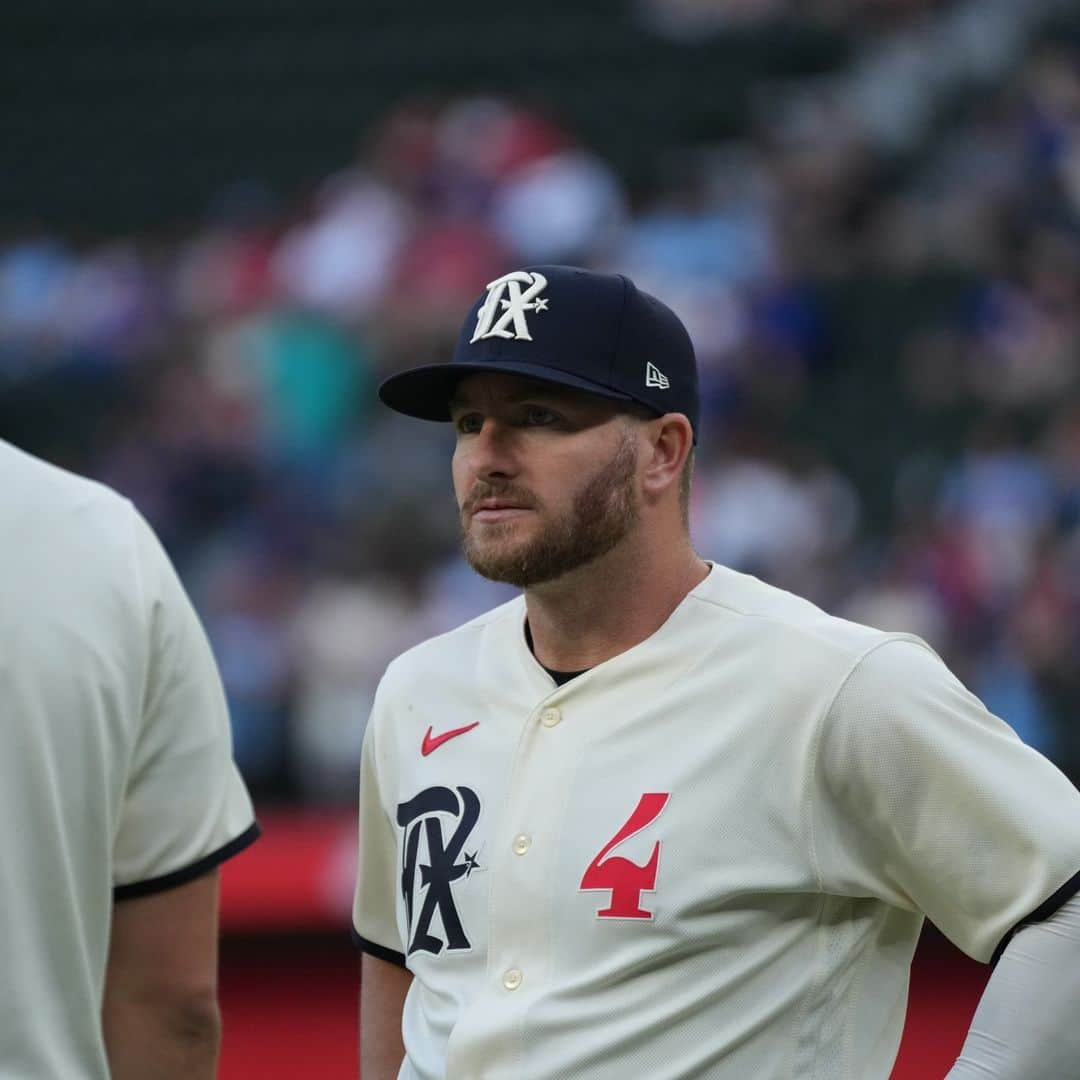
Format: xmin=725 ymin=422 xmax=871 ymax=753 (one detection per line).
xmin=466 ymin=419 xmax=518 ymax=481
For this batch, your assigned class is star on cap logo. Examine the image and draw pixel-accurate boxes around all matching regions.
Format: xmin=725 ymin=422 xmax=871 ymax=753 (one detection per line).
xmin=645 ymin=362 xmax=670 ymax=390
xmin=470 ymin=270 xmax=549 ymax=343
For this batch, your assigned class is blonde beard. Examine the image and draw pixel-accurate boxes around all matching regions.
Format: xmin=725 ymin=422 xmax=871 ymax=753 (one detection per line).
xmin=461 ymin=431 xmax=639 ymax=589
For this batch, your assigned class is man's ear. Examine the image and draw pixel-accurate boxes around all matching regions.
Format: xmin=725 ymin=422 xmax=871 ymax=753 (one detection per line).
xmin=640 ymin=414 xmax=693 ymax=505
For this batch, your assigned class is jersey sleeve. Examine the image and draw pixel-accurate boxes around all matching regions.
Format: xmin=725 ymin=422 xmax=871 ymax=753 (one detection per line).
xmin=112 ymin=509 xmax=258 ymax=898
xmin=811 ymin=638 xmax=1080 ymax=963
xmin=353 ymin=694 xmax=406 ymax=967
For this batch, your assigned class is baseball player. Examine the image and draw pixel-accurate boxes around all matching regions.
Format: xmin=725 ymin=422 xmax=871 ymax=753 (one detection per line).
xmin=0 ymin=439 xmax=258 ymax=1079
xmin=353 ymin=266 xmax=1080 ymax=1079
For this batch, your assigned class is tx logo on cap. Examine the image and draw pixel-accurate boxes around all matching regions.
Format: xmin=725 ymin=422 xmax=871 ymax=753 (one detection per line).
xmin=470 ymin=270 xmax=550 ymax=343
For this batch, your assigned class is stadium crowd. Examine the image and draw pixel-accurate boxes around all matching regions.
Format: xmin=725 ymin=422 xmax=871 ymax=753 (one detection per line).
xmin=1 ymin=16 xmax=1077 ymax=802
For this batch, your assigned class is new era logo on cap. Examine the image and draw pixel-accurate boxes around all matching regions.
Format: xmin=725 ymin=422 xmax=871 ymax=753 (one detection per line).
xmin=645 ymin=362 xmax=670 ymax=390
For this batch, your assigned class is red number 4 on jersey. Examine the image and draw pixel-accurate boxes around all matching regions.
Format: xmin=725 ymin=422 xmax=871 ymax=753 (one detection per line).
xmin=580 ymin=793 xmax=670 ymax=919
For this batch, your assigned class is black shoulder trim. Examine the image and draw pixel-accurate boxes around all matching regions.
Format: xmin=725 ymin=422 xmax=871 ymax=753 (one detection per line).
xmin=352 ymin=927 xmax=407 ymax=969
xmin=114 ymin=822 xmax=261 ymax=901
xmin=991 ymin=866 xmax=1080 ymax=965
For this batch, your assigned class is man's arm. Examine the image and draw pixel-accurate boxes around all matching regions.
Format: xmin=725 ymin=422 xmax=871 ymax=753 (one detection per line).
xmin=102 ymin=871 xmax=222 ymax=1080
xmin=947 ymin=892 xmax=1080 ymax=1078
xmin=360 ymin=953 xmax=413 ymax=1080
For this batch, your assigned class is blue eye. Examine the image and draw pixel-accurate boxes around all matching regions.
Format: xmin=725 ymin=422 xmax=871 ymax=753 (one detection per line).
xmin=524 ymin=406 xmax=556 ymax=425
xmin=455 ymin=414 xmax=483 ymax=434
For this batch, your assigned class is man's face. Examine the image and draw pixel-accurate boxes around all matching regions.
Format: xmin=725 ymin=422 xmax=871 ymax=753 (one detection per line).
xmin=451 ymin=373 xmax=642 ymax=588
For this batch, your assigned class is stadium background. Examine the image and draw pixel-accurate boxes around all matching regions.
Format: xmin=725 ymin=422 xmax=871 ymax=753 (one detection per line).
xmin=4 ymin=0 xmax=1079 ymax=1074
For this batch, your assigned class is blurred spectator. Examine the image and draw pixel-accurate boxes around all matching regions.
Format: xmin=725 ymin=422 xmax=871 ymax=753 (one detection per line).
xmin=691 ymin=449 xmax=859 ymax=592
xmin=202 ymin=549 xmax=299 ymax=792
xmin=492 ymin=150 xmax=627 ymax=263
xmin=937 ymin=420 xmax=1056 ymax=600
xmin=272 ymin=171 xmax=409 ymax=320
xmin=290 ymin=579 xmax=417 ymax=802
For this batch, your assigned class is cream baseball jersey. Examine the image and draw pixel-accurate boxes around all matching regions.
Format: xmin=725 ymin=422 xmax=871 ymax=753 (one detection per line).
xmin=0 ymin=440 xmax=257 ymax=1079
xmin=353 ymin=563 xmax=1080 ymax=1080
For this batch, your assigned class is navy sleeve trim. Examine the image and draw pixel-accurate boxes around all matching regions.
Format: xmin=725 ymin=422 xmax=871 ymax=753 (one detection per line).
xmin=352 ymin=927 xmax=407 ymax=969
xmin=113 ymin=821 xmax=261 ymax=901
xmin=991 ymin=866 xmax=1080 ymax=966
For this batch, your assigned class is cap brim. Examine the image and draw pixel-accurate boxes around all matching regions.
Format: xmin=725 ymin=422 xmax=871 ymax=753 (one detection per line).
xmin=378 ymin=360 xmax=635 ymax=421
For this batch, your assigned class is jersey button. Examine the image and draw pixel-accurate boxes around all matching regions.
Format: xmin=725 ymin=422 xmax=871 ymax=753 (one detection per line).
xmin=540 ymin=707 xmax=562 ymax=728
xmin=513 ymin=834 xmax=531 ymax=856
xmin=502 ymin=968 xmax=523 ymax=991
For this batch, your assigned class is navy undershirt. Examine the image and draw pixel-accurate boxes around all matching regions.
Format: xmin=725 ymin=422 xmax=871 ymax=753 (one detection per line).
xmin=546 ymin=666 xmax=586 ymax=686
xmin=525 ymin=621 xmax=589 ymax=686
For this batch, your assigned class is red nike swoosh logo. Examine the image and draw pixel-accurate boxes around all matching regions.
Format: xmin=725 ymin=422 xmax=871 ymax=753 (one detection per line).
xmin=421 ymin=722 xmax=480 ymax=756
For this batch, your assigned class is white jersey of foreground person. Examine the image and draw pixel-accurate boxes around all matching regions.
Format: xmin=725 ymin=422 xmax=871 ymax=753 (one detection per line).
xmin=353 ymin=265 xmax=1080 ymax=1080
xmin=0 ymin=438 xmax=258 ymax=1080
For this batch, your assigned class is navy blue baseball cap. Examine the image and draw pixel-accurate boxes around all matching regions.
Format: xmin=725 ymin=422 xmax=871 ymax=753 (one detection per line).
xmin=378 ymin=265 xmax=699 ymax=440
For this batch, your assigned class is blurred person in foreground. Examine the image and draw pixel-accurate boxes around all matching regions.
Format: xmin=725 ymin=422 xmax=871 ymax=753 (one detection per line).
xmin=353 ymin=266 xmax=1080 ymax=1079
xmin=0 ymin=439 xmax=258 ymax=1078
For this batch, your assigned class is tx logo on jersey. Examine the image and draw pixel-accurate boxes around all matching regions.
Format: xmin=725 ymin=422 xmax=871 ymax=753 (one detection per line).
xmin=398 ymin=785 xmax=481 ymax=956
xmin=580 ymin=793 xmax=669 ymax=919
xmin=470 ymin=270 xmax=550 ymax=343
